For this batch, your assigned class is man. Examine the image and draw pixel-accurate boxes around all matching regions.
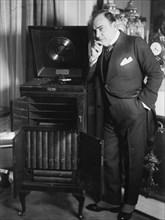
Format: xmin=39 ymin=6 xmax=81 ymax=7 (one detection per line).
xmin=86 ymin=10 xmax=164 ymax=220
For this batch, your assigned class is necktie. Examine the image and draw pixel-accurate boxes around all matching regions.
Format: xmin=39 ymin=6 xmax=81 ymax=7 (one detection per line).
xmin=104 ymin=45 xmax=113 ymax=60
xmin=103 ymin=45 xmax=113 ymax=80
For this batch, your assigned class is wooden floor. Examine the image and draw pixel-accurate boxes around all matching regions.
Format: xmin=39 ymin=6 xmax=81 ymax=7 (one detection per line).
xmin=0 ymin=180 xmax=162 ymax=220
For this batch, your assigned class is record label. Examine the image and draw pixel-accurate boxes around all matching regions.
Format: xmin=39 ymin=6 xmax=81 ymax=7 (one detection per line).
xmin=47 ymin=37 xmax=75 ymax=62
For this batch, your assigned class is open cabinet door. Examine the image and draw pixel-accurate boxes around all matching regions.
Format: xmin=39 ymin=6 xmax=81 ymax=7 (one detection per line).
xmin=79 ymin=132 xmax=104 ymax=201
xmin=13 ymin=129 xmax=26 ymax=198
xmin=11 ymin=96 xmax=29 ymax=131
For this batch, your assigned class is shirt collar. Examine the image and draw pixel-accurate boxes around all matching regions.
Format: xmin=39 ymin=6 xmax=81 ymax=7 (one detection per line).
xmin=109 ymin=30 xmax=120 ymax=46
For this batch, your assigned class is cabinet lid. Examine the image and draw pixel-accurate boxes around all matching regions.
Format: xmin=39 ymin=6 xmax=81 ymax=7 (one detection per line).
xmin=29 ymin=26 xmax=88 ymax=79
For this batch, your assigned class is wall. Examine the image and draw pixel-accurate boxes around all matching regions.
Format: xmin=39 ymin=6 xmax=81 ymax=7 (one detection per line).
xmin=55 ymin=0 xmax=151 ymax=31
xmin=156 ymin=78 xmax=165 ymax=116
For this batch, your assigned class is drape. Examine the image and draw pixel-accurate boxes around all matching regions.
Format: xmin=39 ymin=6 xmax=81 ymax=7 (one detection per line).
xmin=0 ymin=0 xmax=57 ymax=107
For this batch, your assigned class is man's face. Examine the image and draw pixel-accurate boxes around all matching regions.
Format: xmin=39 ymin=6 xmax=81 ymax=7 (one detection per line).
xmin=92 ymin=14 xmax=116 ymax=47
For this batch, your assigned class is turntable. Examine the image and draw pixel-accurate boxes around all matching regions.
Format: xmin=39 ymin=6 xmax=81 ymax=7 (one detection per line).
xmin=12 ymin=26 xmax=89 ymax=131
xmin=20 ymin=26 xmax=88 ymax=95
xmin=28 ymin=26 xmax=88 ymax=78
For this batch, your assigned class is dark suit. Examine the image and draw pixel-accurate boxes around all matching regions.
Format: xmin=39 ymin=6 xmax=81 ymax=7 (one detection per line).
xmin=88 ymin=31 xmax=164 ymax=206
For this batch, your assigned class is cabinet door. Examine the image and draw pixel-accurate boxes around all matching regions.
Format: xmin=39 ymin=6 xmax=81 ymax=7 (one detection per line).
xmin=79 ymin=132 xmax=104 ymax=201
xmin=11 ymin=96 xmax=29 ymax=131
xmin=13 ymin=129 xmax=26 ymax=197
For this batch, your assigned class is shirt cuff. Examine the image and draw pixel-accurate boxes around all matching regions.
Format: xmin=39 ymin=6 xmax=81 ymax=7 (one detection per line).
xmin=89 ymin=58 xmax=97 ymax=67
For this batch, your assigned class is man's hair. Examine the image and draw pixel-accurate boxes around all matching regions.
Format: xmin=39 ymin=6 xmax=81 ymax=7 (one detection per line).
xmin=91 ymin=9 xmax=116 ymax=24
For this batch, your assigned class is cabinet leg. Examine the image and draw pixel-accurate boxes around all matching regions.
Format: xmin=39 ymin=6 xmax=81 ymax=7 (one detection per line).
xmin=73 ymin=191 xmax=85 ymax=219
xmin=17 ymin=191 xmax=29 ymax=216
xmin=78 ymin=194 xmax=85 ymax=219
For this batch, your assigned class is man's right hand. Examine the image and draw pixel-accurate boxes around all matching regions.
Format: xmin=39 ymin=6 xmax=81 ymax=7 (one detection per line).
xmin=89 ymin=40 xmax=103 ymax=66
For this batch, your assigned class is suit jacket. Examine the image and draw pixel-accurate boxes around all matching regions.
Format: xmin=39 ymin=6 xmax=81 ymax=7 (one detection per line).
xmin=88 ymin=31 xmax=164 ymax=109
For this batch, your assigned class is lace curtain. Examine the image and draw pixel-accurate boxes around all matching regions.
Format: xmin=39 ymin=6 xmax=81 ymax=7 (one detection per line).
xmin=0 ymin=0 xmax=57 ymax=107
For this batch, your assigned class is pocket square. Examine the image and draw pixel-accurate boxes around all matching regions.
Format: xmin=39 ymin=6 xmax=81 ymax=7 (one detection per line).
xmin=120 ymin=57 xmax=133 ymax=66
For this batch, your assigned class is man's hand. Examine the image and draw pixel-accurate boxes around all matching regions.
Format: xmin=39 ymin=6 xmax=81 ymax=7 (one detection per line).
xmin=89 ymin=40 xmax=103 ymax=66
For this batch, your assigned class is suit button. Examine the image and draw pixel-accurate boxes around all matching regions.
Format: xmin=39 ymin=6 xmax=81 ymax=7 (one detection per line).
xmin=105 ymin=84 xmax=109 ymax=90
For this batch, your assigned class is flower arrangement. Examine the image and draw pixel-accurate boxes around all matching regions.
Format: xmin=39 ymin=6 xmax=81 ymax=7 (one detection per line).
xmin=143 ymin=149 xmax=160 ymax=196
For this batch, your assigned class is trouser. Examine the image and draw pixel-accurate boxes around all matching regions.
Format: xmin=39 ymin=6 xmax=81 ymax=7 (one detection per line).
xmin=103 ymin=96 xmax=147 ymax=206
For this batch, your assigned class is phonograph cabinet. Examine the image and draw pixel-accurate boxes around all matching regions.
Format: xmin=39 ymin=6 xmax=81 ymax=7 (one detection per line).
xmin=11 ymin=26 xmax=104 ymax=219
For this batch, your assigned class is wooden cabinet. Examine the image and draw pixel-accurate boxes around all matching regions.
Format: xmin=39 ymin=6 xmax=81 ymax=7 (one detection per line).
xmin=12 ymin=125 xmax=104 ymax=218
xmin=10 ymin=26 xmax=105 ymax=218
xmin=11 ymin=78 xmax=87 ymax=132
xmin=11 ymin=77 xmax=104 ymax=219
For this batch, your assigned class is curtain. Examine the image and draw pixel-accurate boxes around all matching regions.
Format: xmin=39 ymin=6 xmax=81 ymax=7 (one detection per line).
xmin=0 ymin=0 xmax=57 ymax=107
